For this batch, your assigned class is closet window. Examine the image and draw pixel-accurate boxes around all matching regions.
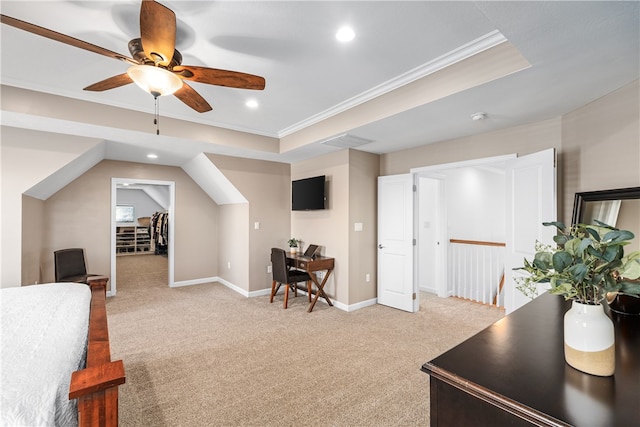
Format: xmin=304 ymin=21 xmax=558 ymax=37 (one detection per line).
xmin=116 ymin=205 xmax=135 ymax=223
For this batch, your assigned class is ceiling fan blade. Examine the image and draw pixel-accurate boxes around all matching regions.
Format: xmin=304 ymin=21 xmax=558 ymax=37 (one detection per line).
xmin=140 ymin=0 xmax=176 ymax=66
xmin=173 ymin=65 xmax=266 ymax=90
xmin=84 ymin=73 xmax=134 ymax=92
xmin=173 ymin=82 xmax=212 ymax=113
xmin=0 ymin=14 xmax=137 ymax=65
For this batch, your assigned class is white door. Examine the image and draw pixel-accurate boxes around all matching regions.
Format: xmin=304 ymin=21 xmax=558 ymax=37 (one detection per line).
xmin=377 ymin=174 xmax=416 ymax=312
xmin=504 ymin=148 xmax=557 ymax=314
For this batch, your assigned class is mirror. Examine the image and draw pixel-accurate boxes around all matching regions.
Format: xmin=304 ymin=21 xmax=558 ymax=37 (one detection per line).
xmin=572 ymin=186 xmax=640 ymax=252
xmin=572 ymin=187 xmax=640 ymax=315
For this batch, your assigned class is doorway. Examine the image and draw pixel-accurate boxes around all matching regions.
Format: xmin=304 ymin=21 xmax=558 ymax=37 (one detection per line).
xmin=411 ymin=149 xmax=556 ymax=314
xmin=377 ymin=149 xmax=556 ymax=313
xmin=416 ymin=162 xmax=508 ymax=303
xmin=416 ymin=175 xmax=446 ymax=297
xmin=409 ymin=154 xmax=514 ymax=311
xmin=110 ymin=178 xmax=175 ymax=296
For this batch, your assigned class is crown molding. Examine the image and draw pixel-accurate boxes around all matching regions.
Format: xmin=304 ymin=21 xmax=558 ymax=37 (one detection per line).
xmin=278 ymin=30 xmax=507 ymax=138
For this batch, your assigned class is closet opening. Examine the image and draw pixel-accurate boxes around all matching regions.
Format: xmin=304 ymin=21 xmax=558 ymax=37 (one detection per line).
xmin=110 ymin=178 xmax=175 ymax=296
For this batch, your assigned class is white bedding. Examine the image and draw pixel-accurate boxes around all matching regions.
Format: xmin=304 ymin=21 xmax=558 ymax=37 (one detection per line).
xmin=1 ymin=283 xmax=91 ymax=427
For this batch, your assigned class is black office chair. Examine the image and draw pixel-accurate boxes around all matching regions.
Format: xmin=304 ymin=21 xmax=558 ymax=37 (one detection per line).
xmin=54 ymin=248 xmax=99 ymax=283
xmin=270 ymin=248 xmax=312 ymax=309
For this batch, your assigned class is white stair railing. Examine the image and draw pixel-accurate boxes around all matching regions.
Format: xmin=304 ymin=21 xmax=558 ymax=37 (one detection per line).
xmin=448 ymin=239 xmax=506 ymax=308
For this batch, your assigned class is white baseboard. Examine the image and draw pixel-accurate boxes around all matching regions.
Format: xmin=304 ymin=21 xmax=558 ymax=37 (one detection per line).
xmin=170 ymin=277 xmax=377 ymax=312
xmin=281 ymin=290 xmax=377 ymax=312
xmin=336 ymin=297 xmax=377 ymax=312
xmin=170 ymin=276 xmax=218 ymax=288
xmin=247 ymin=288 xmax=273 ymax=298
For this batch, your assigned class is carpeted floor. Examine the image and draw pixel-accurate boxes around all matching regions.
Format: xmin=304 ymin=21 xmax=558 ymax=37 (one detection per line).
xmin=110 ymin=254 xmax=504 ymax=426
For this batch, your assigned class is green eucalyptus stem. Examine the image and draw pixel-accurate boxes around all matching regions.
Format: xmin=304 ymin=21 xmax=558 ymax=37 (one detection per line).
xmin=515 ymin=220 xmax=640 ymax=304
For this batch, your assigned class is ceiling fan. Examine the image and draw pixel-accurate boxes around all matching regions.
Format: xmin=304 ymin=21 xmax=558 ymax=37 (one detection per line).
xmin=0 ymin=0 xmax=266 ymax=113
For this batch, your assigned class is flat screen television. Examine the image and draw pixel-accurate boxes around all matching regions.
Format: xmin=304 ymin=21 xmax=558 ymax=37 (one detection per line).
xmin=292 ymin=175 xmax=326 ymax=211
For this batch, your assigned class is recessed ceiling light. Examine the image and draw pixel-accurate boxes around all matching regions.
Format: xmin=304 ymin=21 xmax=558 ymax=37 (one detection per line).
xmin=246 ymin=99 xmax=259 ymax=109
xmin=471 ymin=112 xmax=487 ymax=121
xmin=336 ymin=26 xmax=355 ymax=43
xmin=147 ymin=153 xmax=158 ymax=159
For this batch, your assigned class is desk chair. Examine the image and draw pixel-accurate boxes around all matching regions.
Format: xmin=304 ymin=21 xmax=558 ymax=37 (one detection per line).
xmin=54 ymin=248 xmax=100 ymax=284
xmin=270 ymin=248 xmax=312 ymax=309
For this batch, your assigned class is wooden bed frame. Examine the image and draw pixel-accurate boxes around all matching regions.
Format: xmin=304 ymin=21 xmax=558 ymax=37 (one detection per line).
xmin=68 ymin=277 xmax=125 ymax=427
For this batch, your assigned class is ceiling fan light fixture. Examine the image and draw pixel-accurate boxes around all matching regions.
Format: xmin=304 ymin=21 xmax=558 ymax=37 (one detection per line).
xmin=127 ymin=65 xmax=183 ymax=97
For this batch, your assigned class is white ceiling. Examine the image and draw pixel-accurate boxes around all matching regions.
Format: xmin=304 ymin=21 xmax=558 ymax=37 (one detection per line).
xmin=1 ymin=1 xmax=639 ymax=167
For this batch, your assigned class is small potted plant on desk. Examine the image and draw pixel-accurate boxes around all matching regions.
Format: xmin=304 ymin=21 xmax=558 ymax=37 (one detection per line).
xmin=288 ymin=238 xmax=299 ymax=254
xmin=515 ymin=220 xmax=640 ymax=377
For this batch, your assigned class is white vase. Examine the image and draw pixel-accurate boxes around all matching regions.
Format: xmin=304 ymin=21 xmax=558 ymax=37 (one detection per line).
xmin=564 ymin=300 xmax=615 ymax=376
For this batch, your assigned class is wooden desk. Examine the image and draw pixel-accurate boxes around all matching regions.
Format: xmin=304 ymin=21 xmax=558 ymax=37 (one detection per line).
xmin=421 ymin=292 xmax=640 ymax=426
xmin=287 ymin=254 xmax=335 ymax=312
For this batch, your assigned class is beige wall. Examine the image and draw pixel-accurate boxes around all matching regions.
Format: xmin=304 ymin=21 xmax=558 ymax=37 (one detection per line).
xmin=208 ymin=154 xmax=291 ymax=292
xmin=211 ymin=149 xmax=379 ymax=306
xmin=21 ymin=195 xmax=45 ymax=285
xmin=5 ymin=80 xmax=638 ymax=309
xmin=217 ymin=203 xmax=250 ymax=289
xmin=381 ymin=117 xmax=562 ymax=175
xmin=381 ymin=80 xmax=640 ymax=225
xmin=8 ymin=132 xmax=379 ymax=306
xmin=290 ymin=149 xmax=379 ymax=307
xmin=2 ymin=86 xmax=280 ymax=155
xmin=561 ymin=79 xmax=640 ymax=222
xmin=291 ymin=150 xmax=350 ymax=303
xmin=1 ymin=127 xmax=103 ymax=287
xmin=348 ymin=150 xmax=380 ymax=304
xmin=39 ymin=160 xmax=220 ymax=290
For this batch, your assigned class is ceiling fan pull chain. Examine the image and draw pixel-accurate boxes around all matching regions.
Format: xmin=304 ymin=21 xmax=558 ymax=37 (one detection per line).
xmin=154 ymin=96 xmax=160 ymax=135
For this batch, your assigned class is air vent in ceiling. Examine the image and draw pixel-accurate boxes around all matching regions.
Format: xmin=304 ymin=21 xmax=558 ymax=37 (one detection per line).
xmin=320 ymin=133 xmax=374 ymax=149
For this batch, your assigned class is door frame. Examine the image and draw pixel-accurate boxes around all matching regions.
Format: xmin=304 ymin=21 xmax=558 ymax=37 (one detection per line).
xmin=110 ymin=178 xmax=175 ymax=296
xmin=416 ymin=175 xmax=447 ymax=297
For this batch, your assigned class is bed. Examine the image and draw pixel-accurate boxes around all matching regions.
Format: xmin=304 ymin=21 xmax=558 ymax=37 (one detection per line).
xmin=0 ymin=277 xmax=125 ymax=426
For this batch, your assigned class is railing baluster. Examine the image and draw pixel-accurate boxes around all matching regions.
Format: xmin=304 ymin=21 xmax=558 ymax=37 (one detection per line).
xmin=482 ymin=249 xmax=486 ymax=304
xmin=448 ymin=239 xmax=506 ymax=308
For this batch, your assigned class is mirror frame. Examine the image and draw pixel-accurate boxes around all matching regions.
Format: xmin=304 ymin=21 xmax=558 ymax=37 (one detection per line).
xmin=572 ymin=187 xmax=640 ymax=315
xmin=572 ymin=186 xmax=640 ymax=225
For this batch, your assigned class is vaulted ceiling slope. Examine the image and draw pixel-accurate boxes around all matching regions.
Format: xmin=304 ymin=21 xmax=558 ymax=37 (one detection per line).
xmin=1 ymin=1 xmax=638 ymax=198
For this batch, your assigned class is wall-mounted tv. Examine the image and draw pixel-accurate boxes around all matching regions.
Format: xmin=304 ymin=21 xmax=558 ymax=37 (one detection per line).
xmin=292 ymin=175 xmax=326 ymax=211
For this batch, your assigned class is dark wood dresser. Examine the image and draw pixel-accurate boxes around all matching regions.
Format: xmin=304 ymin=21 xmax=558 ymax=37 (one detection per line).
xmin=421 ymin=292 xmax=640 ymax=426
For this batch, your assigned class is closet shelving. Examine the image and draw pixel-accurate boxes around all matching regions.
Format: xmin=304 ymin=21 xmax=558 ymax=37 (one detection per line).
xmin=116 ymin=225 xmax=151 ymax=255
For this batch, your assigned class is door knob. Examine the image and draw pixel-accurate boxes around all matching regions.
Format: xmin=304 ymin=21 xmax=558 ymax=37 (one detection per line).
xmin=378 ymin=244 xmax=385 ymax=249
